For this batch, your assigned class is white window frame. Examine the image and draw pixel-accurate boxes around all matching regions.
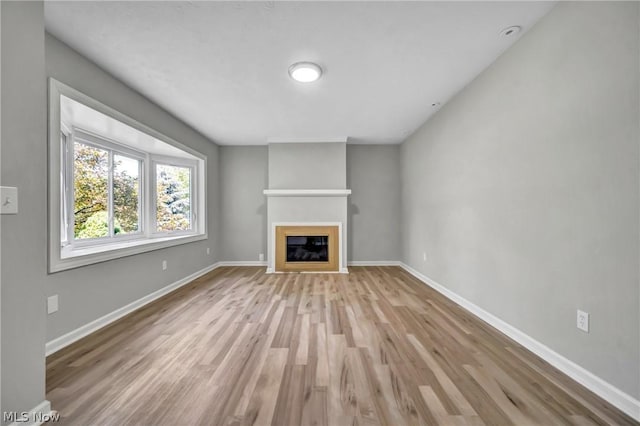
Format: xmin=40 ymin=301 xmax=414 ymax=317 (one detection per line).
xmin=60 ymin=124 xmax=72 ymax=247
xmin=49 ymin=78 xmax=207 ymax=273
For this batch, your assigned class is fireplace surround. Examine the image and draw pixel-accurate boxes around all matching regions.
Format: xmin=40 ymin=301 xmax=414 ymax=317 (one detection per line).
xmin=275 ymin=225 xmax=339 ymax=272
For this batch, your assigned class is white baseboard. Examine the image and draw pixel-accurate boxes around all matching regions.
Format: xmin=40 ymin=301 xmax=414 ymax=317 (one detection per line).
xmin=348 ymin=260 xmax=401 ymax=266
xmin=217 ymin=260 xmax=268 ymax=266
xmin=399 ymin=262 xmax=640 ymax=422
xmin=45 ymin=262 xmax=222 ymax=356
xmin=8 ymin=400 xmax=55 ymax=426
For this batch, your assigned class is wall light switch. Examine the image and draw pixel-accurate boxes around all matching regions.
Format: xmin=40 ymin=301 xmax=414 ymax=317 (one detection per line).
xmin=47 ymin=295 xmax=59 ymax=314
xmin=0 ymin=186 xmax=18 ymax=214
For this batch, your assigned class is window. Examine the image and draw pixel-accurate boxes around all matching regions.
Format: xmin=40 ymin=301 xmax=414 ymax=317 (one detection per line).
xmin=68 ymin=135 xmax=143 ymax=242
xmin=49 ymin=79 xmax=207 ymax=272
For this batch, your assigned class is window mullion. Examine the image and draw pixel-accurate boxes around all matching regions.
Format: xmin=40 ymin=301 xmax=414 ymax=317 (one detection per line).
xmin=108 ymin=150 xmax=114 ymax=238
xmin=190 ymin=167 xmax=195 ymax=232
xmin=69 ymin=132 xmax=77 ymax=247
xmin=146 ymin=155 xmax=154 ymax=237
xmin=60 ymin=133 xmax=69 ymax=246
xmin=66 ymin=137 xmax=74 ymax=245
xmin=139 ymin=157 xmax=145 ymax=236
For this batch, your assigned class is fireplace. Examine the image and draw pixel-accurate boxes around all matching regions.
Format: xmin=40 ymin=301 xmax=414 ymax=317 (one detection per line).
xmin=287 ymin=236 xmax=329 ymax=262
xmin=264 ymin=140 xmax=351 ymax=274
xmin=275 ymin=225 xmax=339 ymax=272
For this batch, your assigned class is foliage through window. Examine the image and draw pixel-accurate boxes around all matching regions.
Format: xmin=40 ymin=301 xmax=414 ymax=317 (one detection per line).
xmin=72 ymin=142 xmax=142 ymax=240
xmin=156 ymin=164 xmax=191 ymax=232
xmin=113 ymin=154 xmax=141 ymax=235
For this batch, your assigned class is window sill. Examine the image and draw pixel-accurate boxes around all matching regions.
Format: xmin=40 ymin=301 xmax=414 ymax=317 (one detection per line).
xmin=50 ymin=233 xmax=207 ymax=273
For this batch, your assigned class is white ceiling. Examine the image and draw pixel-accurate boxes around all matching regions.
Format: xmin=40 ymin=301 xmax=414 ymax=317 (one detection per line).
xmin=45 ymin=1 xmax=555 ymax=146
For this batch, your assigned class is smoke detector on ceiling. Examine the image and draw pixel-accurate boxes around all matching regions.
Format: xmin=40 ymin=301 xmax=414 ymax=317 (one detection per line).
xmin=500 ymin=26 xmax=521 ymax=37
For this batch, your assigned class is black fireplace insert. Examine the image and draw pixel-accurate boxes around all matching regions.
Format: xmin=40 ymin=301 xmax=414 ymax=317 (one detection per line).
xmin=286 ymin=236 xmax=329 ymax=262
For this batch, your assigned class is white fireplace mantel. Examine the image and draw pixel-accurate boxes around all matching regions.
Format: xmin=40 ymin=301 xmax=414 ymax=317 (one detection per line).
xmin=263 ymin=189 xmax=351 ymax=197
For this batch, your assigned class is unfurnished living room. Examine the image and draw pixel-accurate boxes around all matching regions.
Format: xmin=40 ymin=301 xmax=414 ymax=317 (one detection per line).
xmin=1 ymin=1 xmax=639 ymax=425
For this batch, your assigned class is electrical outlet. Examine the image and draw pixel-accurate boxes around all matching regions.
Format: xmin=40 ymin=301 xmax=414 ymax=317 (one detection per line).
xmin=577 ymin=309 xmax=589 ymax=333
xmin=162 ymin=260 xmax=167 ymax=271
xmin=423 ymin=252 xmax=427 ymax=262
xmin=206 ymin=247 xmax=210 ymax=255
xmin=259 ymin=253 xmax=264 ymax=261
xmin=47 ymin=295 xmax=59 ymax=314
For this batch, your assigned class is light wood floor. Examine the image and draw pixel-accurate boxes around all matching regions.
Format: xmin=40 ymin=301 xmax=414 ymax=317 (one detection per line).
xmin=47 ymin=266 xmax=637 ymax=425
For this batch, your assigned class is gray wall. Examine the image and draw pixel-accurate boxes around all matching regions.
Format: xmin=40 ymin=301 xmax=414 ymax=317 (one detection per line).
xmin=45 ymin=34 xmax=221 ymax=341
xmin=1 ymin=1 xmax=47 ymax=419
xmin=220 ymin=144 xmax=401 ymax=263
xmin=268 ymin=142 xmax=346 ymax=189
xmin=401 ymin=1 xmax=639 ymax=398
xmin=347 ymin=145 xmax=401 ymax=262
xmin=219 ymin=146 xmax=268 ymax=262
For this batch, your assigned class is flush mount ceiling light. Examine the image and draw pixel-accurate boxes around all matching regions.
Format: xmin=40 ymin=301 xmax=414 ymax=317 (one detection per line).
xmin=500 ymin=25 xmax=522 ymax=37
xmin=288 ymin=62 xmax=323 ymax=83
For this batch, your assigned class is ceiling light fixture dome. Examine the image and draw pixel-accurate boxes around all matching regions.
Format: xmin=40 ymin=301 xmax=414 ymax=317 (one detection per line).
xmin=288 ymin=62 xmax=323 ymax=83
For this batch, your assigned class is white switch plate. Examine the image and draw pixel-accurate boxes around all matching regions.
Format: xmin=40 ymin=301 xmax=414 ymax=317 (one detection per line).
xmin=162 ymin=260 xmax=167 ymax=270
xmin=259 ymin=253 xmax=264 ymax=261
xmin=0 ymin=186 xmax=18 ymax=214
xmin=47 ymin=295 xmax=59 ymax=314
xmin=206 ymin=247 xmax=210 ymax=255
xmin=577 ymin=309 xmax=589 ymax=333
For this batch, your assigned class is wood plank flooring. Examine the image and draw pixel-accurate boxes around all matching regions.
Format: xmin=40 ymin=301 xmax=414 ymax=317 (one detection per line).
xmin=46 ymin=266 xmax=638 ymax=425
